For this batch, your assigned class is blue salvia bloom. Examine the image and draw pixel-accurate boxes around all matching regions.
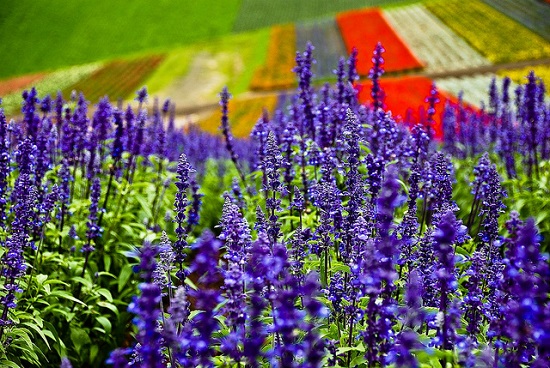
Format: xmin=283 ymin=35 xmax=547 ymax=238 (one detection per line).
xmin=294 ymin=42 xmax=316 ymax=140
xmin=428 ymin=153 xmax=456 ymax=224
xmin=369 ymin=42 xmax=385 ymax=111
xmin=153 ymin=232 xmax=175 ymax=297
xmin=342 ymin=109 xmax=364 ymax=255
xmin=132 ymin=109 xmax=146 ymax=158
xmin=523 ymin=71 xmax=540 ymax=179
xmin=127 ymin=240 xmax=164 ymax=368
xmin=262 ymin=131 xmax=286 ymax=243
xmin=335 ymin=57 xmax=346 ymax=105
xmin=21 ymin=88 xmax=40 ymax=142
xmin=345 ymin=47 xmax=359 ymax=106
xmin=398 ymin=163 xmax=420 ymax=270
xmin=92 ymin=97 xmax=113 ymax=160
xmin=107 ymin=348 xmax=131 ymax=368
xmin=124 ymin=105 xmax=135 ymax=159
xmin=83 ymin=177 xmax=102 ymax=254
xmin=186 ymin=175 xmax=202 ymax=234
xmin=0 ymin=108 xmax=10 ymax=228
xmin=135 ymin=87 xmax=148 ymax=107
xmin=0 ymin=177 xmax=37 ymax=326
xmin=310 ymin=181 xmax=339 ymax=256
xmin=14 ymin=138 xmax=36 ymax=178
xmin=57 ymin=159 xmax=72 ymax=209
xmin=463 ymin=251 xmax=485 ymax=339
xmin=219 ymin=87 xmax=246 ymax=184
xmin=432 ymin=211 xmax=463 ymax=352
xmin=111 ymin=109 xmax=124 ymax=162
xmin=37 ymin=185 xmax=59 ymax=230
xmin=87 ymin=132 xmax=98 ymax=180
xmin=250 ymin=109 xmax=269 ymax=171
xmin=35 ymin=119 xmax=53 ymax=188
xmin=220 ymin=260 xmax=246 ymax=364
xmin=219 ymin=198 xmax=251 ymax=265
xmin=491 ymin=218 xmax=549 ymax=366
xmin=71 ymin=93 xmax=89 ymax=159
xmin=411 ymin=123 xmax=430 ymax=165
xmin=179 ymin=232 xmax=222 ymax=367
xmin=386 ymin=330 xmax=421 ymax=368
xmin=60 ymin=357 xmax=72 ymax=368
xmin=478 ymin=162 xmax=506 ymax=245
xmin=424 ymin=83 xmax=439 ymax=140
xmin=173 ymin=153 xmax=195 ymax=281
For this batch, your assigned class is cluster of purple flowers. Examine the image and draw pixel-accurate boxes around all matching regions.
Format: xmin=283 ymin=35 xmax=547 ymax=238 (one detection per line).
xmin=2 ymin=39 xmax=549 ymax=368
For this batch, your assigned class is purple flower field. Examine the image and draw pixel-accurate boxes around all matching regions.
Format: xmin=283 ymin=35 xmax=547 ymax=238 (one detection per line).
xmin=0 ymin=29 xmax=550 ymax=368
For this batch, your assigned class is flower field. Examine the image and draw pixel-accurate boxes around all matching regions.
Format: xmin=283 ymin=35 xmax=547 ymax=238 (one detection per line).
xmin=61 ymin=56 xmax=164 ymax=104
xmin=249 ymin=25 xmax=297 ymax=91
xmin=426 ymin=0 xmax=550 ymax=63
xmin=383 ymin=5 xmax=490 ymax=73
xmin=482 ymin=0 xmax=550 ymax=40
xmin=2 ymin=1 xmax=550 ymax=367
xmin=0 ymin=63 xmax=103 ymax=116
xmin=296 ymin=18 xmax=348 ymax=79
xmin=497 ymin=64 xmax=550 ymax=92
xmin=357 ymin=75 xmax=467 ymax=139
xmin=336 ymin=9 xmax=424 ymax=75
xmin=199 ymin=94 xmax=279 ymax=138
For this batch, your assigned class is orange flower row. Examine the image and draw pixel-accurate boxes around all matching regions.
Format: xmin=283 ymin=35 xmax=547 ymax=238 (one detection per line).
xmin=200 ymin=95 xmax=279 ymax=138
xmin=62 ymin=55 xmax=165 ymax=104
xmin=249 ymin=25 xmax=297 ymax=91
xmin=336 ymin=8 xmax=424 ymax=75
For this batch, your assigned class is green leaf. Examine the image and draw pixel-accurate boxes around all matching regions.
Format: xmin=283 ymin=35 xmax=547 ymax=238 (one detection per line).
xmin=118 ymin=264 xmax=134 ymax=293
xmin=97 ymin=288 xmax=113 ymax=302
xmin=70 ymin=327 xmax=91 ymax=354
xmin=49 ymin=290 xmax=86 ymax=305
xmin=96 ymin=316 xmax=112 ymax=334
xmin=21 ymin=322 xmax=51 ymax=349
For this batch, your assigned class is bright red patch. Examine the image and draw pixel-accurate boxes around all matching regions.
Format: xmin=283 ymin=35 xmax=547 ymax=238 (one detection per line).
xmin=336 ymin=8 xmax=424 ymax=75
xmin=357 ymin=76 xmax=473 ymax=140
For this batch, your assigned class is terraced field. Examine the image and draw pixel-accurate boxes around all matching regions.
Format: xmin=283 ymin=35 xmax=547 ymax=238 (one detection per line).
xmin=232 ymin=0 xmax=421 ymax=32
xmin=483 ymin=0 xmax=550 ymax=40
xmin=250 ymin=25 xmax=297 ymax=91
xmin=426 ymin=0 xmax=550 ymax=63
xmin=384 ymin=4 xmax=490 ymax=73
xmin=1 ymin=63 xmax=102 ymax=115
xmin=296 ymin=18 xmax=348 ymax=79
xmin=61 ymin=56 xmax=164 ymax=104
xmin=337 ymin=8 xmax=424 ymax=75
xmin=199 ymin=95 xmax=279 ymax=138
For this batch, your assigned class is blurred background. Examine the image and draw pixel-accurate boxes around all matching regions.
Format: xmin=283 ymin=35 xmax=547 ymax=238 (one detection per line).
xmin=1 ymin=0 xmax=549 ymax=135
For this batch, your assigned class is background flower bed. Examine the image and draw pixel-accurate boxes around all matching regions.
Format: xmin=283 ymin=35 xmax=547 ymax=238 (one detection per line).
xmin=336 ymin=8 xmax=424 ymax=75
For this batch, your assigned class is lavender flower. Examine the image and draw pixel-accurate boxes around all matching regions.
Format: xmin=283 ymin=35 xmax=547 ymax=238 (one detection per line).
xmin=369 ymin=42 xmax=385 ymax=111
xmin=127 ymin=241 xmax=164 ymax=368
xmin=172 ymin=153 xmax=195 ymax=281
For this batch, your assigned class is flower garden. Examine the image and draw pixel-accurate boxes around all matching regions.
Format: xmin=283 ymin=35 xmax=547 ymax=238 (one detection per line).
xmin=0 ymin=1 xmax=550 ymax=367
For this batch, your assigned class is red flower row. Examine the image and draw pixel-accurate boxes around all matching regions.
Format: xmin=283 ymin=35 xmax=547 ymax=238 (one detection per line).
xmin=336 ymin=9 xmax=424 ymax=75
